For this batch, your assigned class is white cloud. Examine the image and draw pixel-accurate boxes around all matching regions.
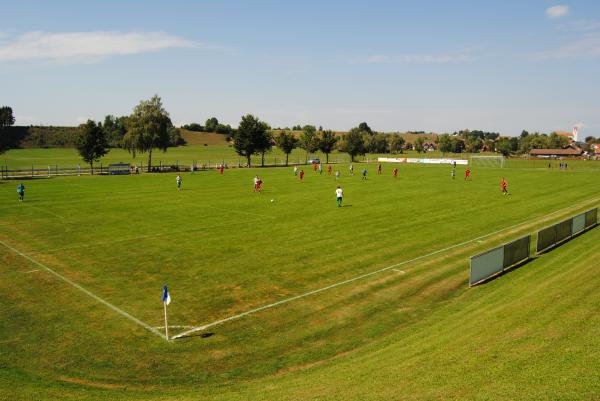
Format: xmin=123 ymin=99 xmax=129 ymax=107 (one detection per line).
xmin=546 ymin=5 xmax=569 ymax=19
xmin=0 ymin=31 xmax=200 ymax=64
xmin=527 ymin=33 xmax=600 ymax=60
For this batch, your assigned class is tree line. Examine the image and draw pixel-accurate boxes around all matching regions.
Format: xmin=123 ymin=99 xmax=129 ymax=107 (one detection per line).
xmin=182 ymin=117 xmax=233 ymax=136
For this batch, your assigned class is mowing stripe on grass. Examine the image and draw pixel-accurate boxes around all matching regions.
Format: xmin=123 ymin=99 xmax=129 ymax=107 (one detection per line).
xmin=172 ymin=195 xmax=600 ymax=340
xmin=0 ymin=238 xmax=166 ymax=340
xmin=27 ymin=218 xmax=262 ymax=255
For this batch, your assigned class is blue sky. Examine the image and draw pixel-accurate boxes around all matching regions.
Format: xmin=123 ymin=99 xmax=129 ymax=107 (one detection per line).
xmin=1 ymin=0 xmax=599 ymax=136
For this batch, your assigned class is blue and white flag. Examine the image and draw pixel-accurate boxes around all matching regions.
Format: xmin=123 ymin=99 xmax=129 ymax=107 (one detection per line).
xmin=162 ymin=285 xmax=171 ymax=305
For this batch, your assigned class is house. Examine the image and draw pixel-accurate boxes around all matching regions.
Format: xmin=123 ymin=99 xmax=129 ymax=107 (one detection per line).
xmin=529 ymin=144 xmax=583 ymax=158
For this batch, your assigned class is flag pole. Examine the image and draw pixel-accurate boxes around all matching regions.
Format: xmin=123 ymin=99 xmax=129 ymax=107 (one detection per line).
xmin=164 ymin=301 xmax=169 ymax=340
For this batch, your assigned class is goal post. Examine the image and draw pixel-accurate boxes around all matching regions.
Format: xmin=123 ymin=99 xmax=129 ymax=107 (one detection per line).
xmin=470 ymin=155 xmax=505 ymax=168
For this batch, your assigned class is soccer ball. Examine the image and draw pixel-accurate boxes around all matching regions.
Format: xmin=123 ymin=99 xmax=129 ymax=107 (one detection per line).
xmin=271 ymin=199 xmax=274 ymax=202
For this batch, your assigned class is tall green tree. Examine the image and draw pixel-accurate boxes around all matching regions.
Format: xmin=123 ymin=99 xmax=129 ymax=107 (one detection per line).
xmin=258 ymin=129 xmax=274 ymax=167
xmin=76 ymin=120 xmax=109 ymax=174
xmin=548 ymin=132 xmax=570 ymax=148
xmin=318 ymin=130 xmax=338 ymax=163
xmin=390 ymin=134 xmax=406 ymax=154
xmin=339 ymin=128 xmax=366 ymax=162
xmin=102 ymin=115 xmax=128 ymax=147
xmin=300 ymin=125 xmax=319 ymax=162
xmin=233 ymin=114 xmax=270 ymax=167
xmin=205 ymin=117 xmax=219 ymax=132
xmin=436 ymin=134 xmax=452 ymax=155
xmin=414 ymin=136 xmax=425 ymax=153
xmin=0 ymin=106 xmax=15 ymax=154
xmin=123 ymin=95 xmax=172 ymax=172
xmin=495 ymin=138 xmax=512 ymax=156
xmin=276 ymin=130 xmax=298 ymax=166
xmin=367 ymin=133 xmax=389 ymax=154
xmin=358 ymin=122 xmax=373 ymax=135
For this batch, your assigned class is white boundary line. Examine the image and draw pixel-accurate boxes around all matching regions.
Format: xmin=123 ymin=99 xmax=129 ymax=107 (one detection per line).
xmin=0 ymin=238 xmax=166 ymax=340
xmin=172 ymin=197 xmax=600 ymax=339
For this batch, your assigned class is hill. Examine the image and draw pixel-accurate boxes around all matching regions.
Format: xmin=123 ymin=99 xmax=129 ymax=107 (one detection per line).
xmin=179 ymin=129 xmax=229 ymax=146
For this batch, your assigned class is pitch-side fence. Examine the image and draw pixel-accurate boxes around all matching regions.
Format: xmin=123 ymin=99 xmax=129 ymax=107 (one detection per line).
xmin=470 ymin=208 xmax=598 ymax=286
xmin=0 ymin=156 xmax=363 ymax=179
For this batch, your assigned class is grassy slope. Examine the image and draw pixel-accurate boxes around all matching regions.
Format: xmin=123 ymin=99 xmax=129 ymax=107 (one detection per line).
xmin=1 ymin=164 xmax=599 ymax=400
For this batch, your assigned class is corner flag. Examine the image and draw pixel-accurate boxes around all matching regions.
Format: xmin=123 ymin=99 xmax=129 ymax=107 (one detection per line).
xmin=162 ymin=285 xmax=171 ymax=305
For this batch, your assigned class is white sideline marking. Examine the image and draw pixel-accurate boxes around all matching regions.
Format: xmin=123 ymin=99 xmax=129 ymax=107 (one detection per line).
xmin=154 ymin=325 xmax=194 ymax=329
xmin=172 ymin=198 xmax=600 ymax=340
xmin=0 ymin=239 xmax=166 ymax=340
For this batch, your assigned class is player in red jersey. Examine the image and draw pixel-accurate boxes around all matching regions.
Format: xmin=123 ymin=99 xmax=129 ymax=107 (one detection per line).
xmin=299 ymin=169 xmax=304 ymax=181
xmin=465 ymin=167 xmax=471 ymax=180
xmin=501 ymin=177 xmax=509 ymax=195
xmin=393 ymin=167 xmax=398 ymax=178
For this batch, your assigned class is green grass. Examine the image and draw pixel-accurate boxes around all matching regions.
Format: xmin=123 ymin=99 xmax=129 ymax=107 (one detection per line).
xmin=1 ymin=162 xmax=600 ymax=400
xmin=3 ymin=144 xmax=600 ymax=172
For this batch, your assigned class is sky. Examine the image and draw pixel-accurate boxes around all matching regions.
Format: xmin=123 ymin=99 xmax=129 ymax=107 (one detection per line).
xmin=1 ymin=0 xmax=600 ymax=136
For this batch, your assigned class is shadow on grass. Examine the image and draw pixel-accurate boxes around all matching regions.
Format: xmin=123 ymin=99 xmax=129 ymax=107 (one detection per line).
xmin=174 ymin=332 xmax=214 ymax=341
xmin=471 ymin=257 xmax=536 ymax=287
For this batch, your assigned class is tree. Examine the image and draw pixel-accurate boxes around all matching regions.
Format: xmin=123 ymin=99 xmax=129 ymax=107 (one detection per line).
xmin=76 ymin=120 xmax=109 ymax=174
xmin=276 ymin=130 xmax=298 ymax=166
xmin=205 ymin=117 xmax=219 ymax=132
xmin=258 ymin=129 xmax=274 ymax=167
xmin=319 ymin=130 xmax=338 ymax=163
xmin=233 ymin=114 xmax=270 ymax=167
xmin=215 ymin=123 xmax=232 ymax=135
xmin=465 ymin=136 xmax=483 ymax=153
xmin=367 ymin=133 xmax=389 ymax=153
xmin=358 ymin=122 xmax=373 ymax=135
xmin=495 ymin=138 xmax=512 ymax=156
xmin=548 ymin=132 xmax=570 ymax=148
xmin=182 ymin=123 xmax=204 ymax=132
xmin=414 ymin=136 xmax=425 ymax=153
xmin=300 ymin=125 xmax=319 ymax=162
xmin=0 ymin=106 xmax=16 ymax=154
xmin=436 ymin=133 xmax=452 ymax=155
xmin=102 ymin=115 xmax=128 ymax=147
xmin=338 ymin=128 xmax=366 ymax=162
xmin=450 ymin=137 xmax=465 ymax=153
xmin=389 ymin=134 xmax=405 ymax=154
xmin=123 ymin=95 xmax=172 ymax=172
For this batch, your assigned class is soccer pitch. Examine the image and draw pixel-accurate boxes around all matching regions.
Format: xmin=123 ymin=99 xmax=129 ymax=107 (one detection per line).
xmin=2 ymin=162 xmax=600 ymax=400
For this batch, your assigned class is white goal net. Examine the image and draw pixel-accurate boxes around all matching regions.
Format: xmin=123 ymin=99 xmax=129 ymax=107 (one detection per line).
xmin=470 ymin=155 xmax=505 ymax=168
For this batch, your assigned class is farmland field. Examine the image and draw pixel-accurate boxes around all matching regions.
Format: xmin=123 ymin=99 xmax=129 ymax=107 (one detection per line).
xmin=1 ymin=161 xmax=600 ymax=400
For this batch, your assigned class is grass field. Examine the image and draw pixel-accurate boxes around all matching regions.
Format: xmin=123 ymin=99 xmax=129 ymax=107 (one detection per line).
xmin=3 ymin=143 xmax=600 ymax=173
xmin=1 ymin=162 xmax=600 ymax=400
